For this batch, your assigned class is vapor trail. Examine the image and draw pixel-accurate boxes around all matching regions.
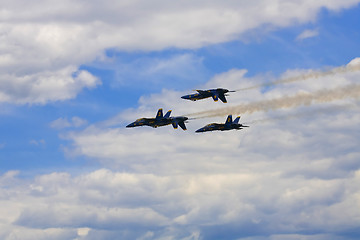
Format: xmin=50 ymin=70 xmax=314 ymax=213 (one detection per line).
xmin=242 ymin=104 xmax=357 ymax=125
xmin=236 ymin=62 xmax=360 ymax=91
xmin=188 ymin=84 xmax=360 ymax=118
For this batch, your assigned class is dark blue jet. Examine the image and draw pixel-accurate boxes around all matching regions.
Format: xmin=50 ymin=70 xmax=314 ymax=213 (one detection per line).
xmin=181 ymin=88 xmax=235 ymax=103
xmin=195 ymin=115 xmax=249 ymax=133
xmin=126 ymin=108 xmax=188 ymax=130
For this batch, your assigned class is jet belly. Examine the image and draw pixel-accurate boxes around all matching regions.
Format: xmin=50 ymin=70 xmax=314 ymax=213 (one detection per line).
xmin=196 ymin=123 xmax=221 ymax=132
xmin=181 ymin=93 xmax=209 ymax=101
xmin=126 ymin=118 xmax=155 ymax=128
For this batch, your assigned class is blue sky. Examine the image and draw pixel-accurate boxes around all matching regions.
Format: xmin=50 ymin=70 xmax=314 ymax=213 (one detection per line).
xmin=1 ymin=1 xmax=360 ymax=239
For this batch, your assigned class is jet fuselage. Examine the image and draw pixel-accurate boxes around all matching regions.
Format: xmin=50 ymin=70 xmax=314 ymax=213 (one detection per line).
xmin=181 ymin=88 xmax=231 ymax=103
xmin=195 ymin=115 xmax=249 ymax=133
xmin=126 ymin=109 xmax=188 ymax=130
xmin=195 ymin=123 xmax=244 ymax=132
xmin=126 ymin=117 xmax=172 ymax=128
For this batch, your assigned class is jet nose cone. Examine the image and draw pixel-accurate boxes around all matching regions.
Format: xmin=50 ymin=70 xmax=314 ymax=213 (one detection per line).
xmin=182 ymin=95 xmax=193 ymax=100
xmin=195 ymin=128 xmax=203 ymax=133
xmin=126 ymin=122 xmax=135 ymax=128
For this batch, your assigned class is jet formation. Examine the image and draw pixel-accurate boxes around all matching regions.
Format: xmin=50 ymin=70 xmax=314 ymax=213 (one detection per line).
xmin=126 ymin=88 xmax=249 ymax=133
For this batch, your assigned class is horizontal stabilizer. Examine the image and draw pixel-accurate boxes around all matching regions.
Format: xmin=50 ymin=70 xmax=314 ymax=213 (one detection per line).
xmin=178 ymin=121 xmax=187 ymax=130
xmin=218 ymin=93 xmax=227 ymax=103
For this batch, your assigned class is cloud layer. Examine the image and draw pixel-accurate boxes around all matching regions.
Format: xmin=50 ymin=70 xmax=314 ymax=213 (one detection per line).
xmin=1 ymin=58 xmax=359 ymax=239
xmin=2 ymin=167 xmax=360 ymax=240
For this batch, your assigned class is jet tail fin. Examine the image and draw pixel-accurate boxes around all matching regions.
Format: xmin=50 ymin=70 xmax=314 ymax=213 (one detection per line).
xmin=156 ymin=109 xmax=163 ymax=119
xmin=164 ymin=110 xmax=172 ymax=118
xmin=225 ymin=115 xmax=233 ymax=125
xmin=233 ymin=116 xmax=241 ymax=124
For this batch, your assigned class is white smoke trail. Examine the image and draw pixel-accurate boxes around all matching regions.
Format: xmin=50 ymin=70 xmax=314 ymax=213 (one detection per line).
xmin=242 ymin=104 xmax=357 ymax=125
xmin=189 ymin=84 xmax=360 ymax=118
xmin=236 ymin=61 xmax=360 ymax=91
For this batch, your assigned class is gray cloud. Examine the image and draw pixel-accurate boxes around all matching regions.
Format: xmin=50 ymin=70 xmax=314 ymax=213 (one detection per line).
xmin=1 ymin=167 xmax=360 ymax=239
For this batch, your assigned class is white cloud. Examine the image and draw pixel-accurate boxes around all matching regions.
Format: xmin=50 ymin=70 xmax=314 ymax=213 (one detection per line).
xmin=0 ymin=67 xmax=100 ymax=104
xmin=105 ymin=53 xmax=208 ymax=89
xmin=29 ymin=139 xmax=45 ymax=146
xmin=1 ymin=0 xmax=360 ymax=104
xmin=50 ymin=116 xmax=88 ymax=129
xmin=296 ymin=29 xmax=319 ymax=41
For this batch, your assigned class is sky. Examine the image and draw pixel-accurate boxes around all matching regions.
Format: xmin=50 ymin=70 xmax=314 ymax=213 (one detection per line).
xmin=1 ymin=1 xmax=360 ymax=239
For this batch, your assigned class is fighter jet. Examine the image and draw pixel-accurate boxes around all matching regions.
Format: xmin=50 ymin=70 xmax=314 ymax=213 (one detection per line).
xmin=126 ymin=108 xmax=188 ymax=130
xmin=195 ymin=115 xmax=249 ymax=133
xmin=181 ymin=88 xmax=235 ymax=103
